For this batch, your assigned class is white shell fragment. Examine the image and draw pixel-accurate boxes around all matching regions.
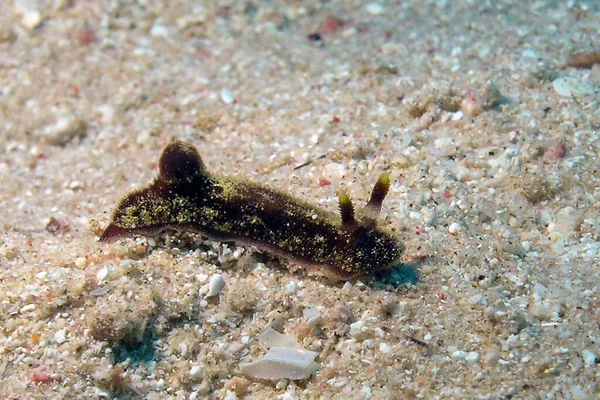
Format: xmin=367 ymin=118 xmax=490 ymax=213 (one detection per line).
xmin=239 ymin=328 xmax=318 ymax=380
xmin=206 ymin=274 xmax=225 ymax=297
xmin=239 ymin=347 xmax=318 ymax=380
xmin=552 ymin=77 xmax=595 ymax=97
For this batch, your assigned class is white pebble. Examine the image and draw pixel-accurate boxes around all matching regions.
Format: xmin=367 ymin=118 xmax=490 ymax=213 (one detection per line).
xmin=434 ymin=137 xmax=454 ymax=149
xmin=379 ymin=343 xmax=391 ymax=353
xmin=322 ymin=162 xmax=346 ymax=181
xmin=35 ymin=271 xmax=48 ymax=279
xmin=206 ymin=274 xmax=225 ymax=297
xmin=21 ymin=10 xmax=42 ymax=30
xmin=20 ymin=304 xmax=36 ymax=313
xmin=179 ymin=342 xmax=188 ymax=356
xmin=361 ymin=385 xmax=373 ymax=399
xmin=189 ymin=365 xmax=203 ymax=380
xmin=409 ymin=211 xmax=421 ymax=220
xmin=97 ymin=104 xmax=116 ymax=124
xmin=284 ymin=281 xmax=297 ymax=294
xmin=220 ymin=88 xmax=234 ymax=104
xmin=150 ymin=24 xmax=169 ymax=38
xmin=452 ymin=350 xmax=468 ymax=359
xmin=96 ymin=266 xmax=108 ymax=282
xmin=470 ymin=293 xmax=488 ymax=307
xmin=75 ymin=256 xmax=87 ymax=268
xmin=303 ymin=308 xmax=320 ymax=320
xmin=582 ymin=349 xmax=597 ymax=367
xmin=448 ymin=222 xmax=461 ymax=234
xmin=466 ymin=352 xmax=480 ymax=363
xmin=276 ymin=379 xmax=288 ymax=390
xmin=366 ymin=3 xmax=385 ymax=15
xmin=54 ymin=328 xmax=67 ymax=344
xmin=44 ymin=115 xmax=87 ymax=146
xmin=155 ymin=378 xmax=165 ymax=391
xmin=349 ymin=320 xmax=366 ymax=336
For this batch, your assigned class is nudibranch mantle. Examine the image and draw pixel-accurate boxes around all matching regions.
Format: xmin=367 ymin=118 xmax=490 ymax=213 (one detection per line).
xmin=101 ymin=139 xmax=403 ymax=280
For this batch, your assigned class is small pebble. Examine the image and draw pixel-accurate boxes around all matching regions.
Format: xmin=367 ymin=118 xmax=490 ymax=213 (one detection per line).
xmin=466 ymin=352 xmax=480 ymax=363
xmin=190 ymin=365 xmax=203 ymax=380
xmin=206 ymin=274 xmax=225 ymax=297
xmin=20 ymin=304 xmax=36 ymax=313
xmin=361 ymin=385 xmax=373 ymax=399
xmin=284 ymin=281 xmax=297 ymax=294
xmin=582 ymin=349 xmax=597 ymax=367
xmin=54 ymin=328 xmax=67 ymax=344
xmin=276 ymin=379 xmax=288 ymax=390
xmin=366 ymin=3 xmax=385 ymax=15
xmin=225 ymin=377 xmax=251 ymax=395
xmin=461 ymin=90 xmax=483 ymax=117
xmin=322 ymin=162 xmax=345 ymax=181
xmin=220 ymin=88 xmax=234 ymax=104
xmin=379 ymin=343 xmax=391 ymax=353
xmin=96 ymin=266 xmax=108 ymax=282
xmin=448 ymin=222 xmax=461 ymax=234
xmin=21 ymin=10 xmax=42 ymax=30
xmin=150 ymin=24 xmax=169 ymax=38
xmin=452 ymin=350 xmax=468 ymax=359
xmin=35 ymin=271 xmax=48 ymax=279
xmin=44 ymin=116 xmax=87 ymax=146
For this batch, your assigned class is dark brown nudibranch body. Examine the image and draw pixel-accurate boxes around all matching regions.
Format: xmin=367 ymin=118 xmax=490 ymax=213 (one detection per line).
xmin=101 ymin=139 xmax=403 ymax=280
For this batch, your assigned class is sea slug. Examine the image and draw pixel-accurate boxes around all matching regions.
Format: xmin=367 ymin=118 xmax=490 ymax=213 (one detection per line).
xmin=101 ymin=139 xmax=403 ymax=280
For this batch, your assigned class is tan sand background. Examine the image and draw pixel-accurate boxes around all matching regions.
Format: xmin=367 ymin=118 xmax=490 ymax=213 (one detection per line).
xmin=1 ymin=0 xmax=599 ymax=398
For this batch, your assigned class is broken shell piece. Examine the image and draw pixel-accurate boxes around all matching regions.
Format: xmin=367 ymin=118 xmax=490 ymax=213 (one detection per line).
xmin=239 ymin=328 xmax=318 ymax=380
xmin=239 ymin=347 xmax=318 ymax=380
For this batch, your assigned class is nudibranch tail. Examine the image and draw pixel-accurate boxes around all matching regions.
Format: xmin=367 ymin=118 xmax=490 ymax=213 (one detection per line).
xmin=100 ymin=224 xmax=129 ymax=241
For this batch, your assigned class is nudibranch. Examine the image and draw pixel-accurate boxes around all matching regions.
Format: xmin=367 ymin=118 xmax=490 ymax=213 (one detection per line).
xmin=101 ymin=139 xmax=403 ymax=280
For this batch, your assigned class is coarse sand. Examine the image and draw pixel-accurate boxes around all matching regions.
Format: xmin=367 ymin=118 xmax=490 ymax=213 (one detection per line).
xmin=1 ymin=1 xmax=599 ymax=399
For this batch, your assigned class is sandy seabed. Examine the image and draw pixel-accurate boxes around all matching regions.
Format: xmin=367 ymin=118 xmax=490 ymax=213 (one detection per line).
xmin=1 ymin=1 xmax=599 ymax=399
